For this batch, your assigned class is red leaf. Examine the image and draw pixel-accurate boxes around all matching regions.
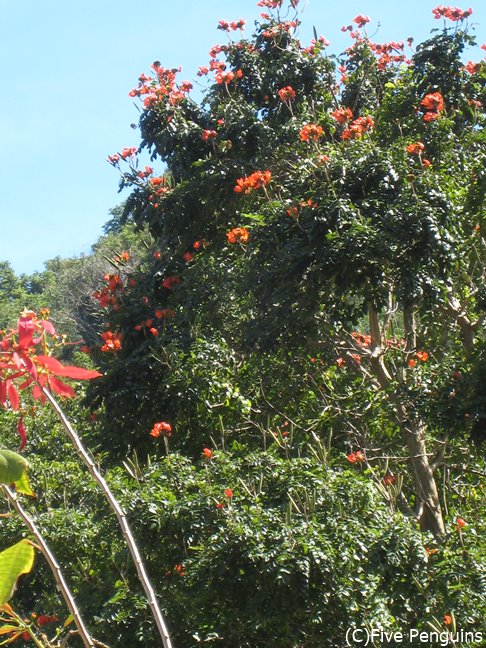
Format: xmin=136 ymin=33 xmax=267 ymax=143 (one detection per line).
xmin=35 ymin=355 xmax=64 ymax=374
xmin=35 ymin=356 xmax=101 ymax=380
xmin=48 ymin=376 xmax=76 ymax=398
xmin=32 ymin=384 xmax=45 ymax=402
xmin=0 ymin=380 xmax=6 ymax=408
xmin=17 ymin=317 xmax=35 ymax=349
xmin=7 ymin=381 xmax=19 ymax=411
xmin=17 ymin=418 xmax=27 ymax=451
xmin=40 ymin=320 xmax=56 ymax=336
xmin=54 ymin=365 xmax=102 ymax=380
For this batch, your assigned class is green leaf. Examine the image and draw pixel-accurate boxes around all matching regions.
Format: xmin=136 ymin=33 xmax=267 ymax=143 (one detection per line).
xmin=13 ymin=471 xmax=34 ymax=498
xmin=0 ymin=451 xmax=28 ymax=485
xmin=0 ymin=540 xmax=35 ymax=604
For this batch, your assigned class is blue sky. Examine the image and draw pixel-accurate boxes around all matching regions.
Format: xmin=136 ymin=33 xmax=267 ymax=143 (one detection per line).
xmin=1 ymin=0 xmax=484 ymax=275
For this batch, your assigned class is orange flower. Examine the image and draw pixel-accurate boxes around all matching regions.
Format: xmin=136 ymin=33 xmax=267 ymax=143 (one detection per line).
xmin=421 ymin=92 xmax=445 ymax=112
xmin=382 ymin=474 xmax=396 ymax=486
xmin=300 ymin=123 xmax=323 ymax=142
xmin=456 ymin=516 xmax=467 ymax=529
xmin=408 ymin=358 xmax=416 ymax=368
xmin=234 ymin=170 xmax=271 ymax=194
xmin=202 ymin=447 xmax=213 ymax=459
xmin=150 ymin=421 xmax=172 ymax=438
xmin=100 ymin=331 xmax=122 ymax=352
xmin=226 ymin=227 xmax=250 ymax=244
xmin=224 ymin=488 xmax=233 ymax=498
xmin=202 ymin=129 xmax=217 ymax=141
xmin=443 ymin=614 xmax=452 ymax=626
xmin=353 ymin=14 xmax=370 ymax=27
xmin=331 ymin=107 xmax=353 ymax=124
xmin=346 ymin=450 xmax=364 ymax=463
xmin=416 ymin=351 xmax=429 ymax=362
xmin=406 ymin=142 xmax=425 ymax=154
xmin=278 ymin=86 xmax=296 ymax=102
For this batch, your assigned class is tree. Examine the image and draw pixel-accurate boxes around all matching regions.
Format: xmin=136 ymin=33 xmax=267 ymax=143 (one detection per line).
xmin=90 ymin=1 xmax=485 ymax=540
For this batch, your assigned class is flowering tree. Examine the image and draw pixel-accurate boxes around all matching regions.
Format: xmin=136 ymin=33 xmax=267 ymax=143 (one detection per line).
xmin=95 ymin=0 xmax=486 ymax=542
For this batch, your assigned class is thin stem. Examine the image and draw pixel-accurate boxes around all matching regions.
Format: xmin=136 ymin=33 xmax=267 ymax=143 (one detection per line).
xmin=1 ymin=485 xmax=94 ymax=648
xmin=42 ymin=388 xmax=173 ymax=648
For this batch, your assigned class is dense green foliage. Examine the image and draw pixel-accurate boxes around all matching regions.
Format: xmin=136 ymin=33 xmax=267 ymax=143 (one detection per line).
xmin=0 ymin=2 xmax=485 ymax=646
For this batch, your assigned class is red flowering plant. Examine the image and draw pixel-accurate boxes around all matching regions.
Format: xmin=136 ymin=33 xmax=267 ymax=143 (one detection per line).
xmin=92 ymin=0 xmax=486 ymax=552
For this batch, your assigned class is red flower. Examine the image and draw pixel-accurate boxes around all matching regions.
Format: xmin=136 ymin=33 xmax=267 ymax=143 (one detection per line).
xmin=456 ymin=516 xmax=467 ymax=529
xmin=300 ymin=123 xmax=323 ymax=142
xmin=443 ymin=614 xmax=452 ymax=626
xmin=382 ymin=474 xmax=396 ymax=486
xmin=162 ymin=276 xmax=181 ymax=290
xmin=331 ymin=107 xmax=353 ymax=124
xmin=420 ymin=92 xmax=445 ymax=122
xmin=234 ymin=170 xmax=271 ymax=194
xmin=277 ymin=86 xmax=296 ymax=102
xmin=226 ymin=227 xmax=250 ymax=244
xmin=100 ymin=331 xmax=122 ymax=352
xmin=432 ymin=5 xmax=472 ymax=21
xmin=353 ymin=14 xmax=370 ymax=28
xmin=463 ymin=61 xmax=479 ymax=75
xmin=415 ymin=351 xmax=429 ymax=362
xmin=174 ymin=564 xmax=186 ymax=576
xmin=202 ymin=129 xmax=217 ymax=141
xmin=202 ymin=447 xmax=213 ymax=459
xmin=224 ymin=488 xmax=233 ymax=498
xmin=150 ymin=421 xmax=172 ymax=438
xmin=408 ymin=358 xmax=416 ymax=368
xmin=406 ymin=142 xmax=425 ymax=154
xmin=120 ymin=147 xmax=137 ymax=159
xmin=346 ymin=450 xmax=364 ymax=463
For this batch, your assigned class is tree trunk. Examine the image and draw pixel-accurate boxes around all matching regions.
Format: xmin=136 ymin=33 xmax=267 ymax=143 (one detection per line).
xmin=367 ymin=302 xmax=445 ymax=538
xmin=397 ymin=407 xmax=445 ymax=537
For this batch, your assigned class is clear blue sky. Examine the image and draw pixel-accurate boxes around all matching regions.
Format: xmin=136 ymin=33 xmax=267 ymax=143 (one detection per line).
xmin=1 ymin=0 xmax=484 ymax=275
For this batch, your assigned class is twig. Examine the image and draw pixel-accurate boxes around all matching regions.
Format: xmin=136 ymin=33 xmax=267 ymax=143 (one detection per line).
xmin=1 ymin=485 xmax=94 ymax=648
xmin=42 ymin=388 xmax=173 ymax=648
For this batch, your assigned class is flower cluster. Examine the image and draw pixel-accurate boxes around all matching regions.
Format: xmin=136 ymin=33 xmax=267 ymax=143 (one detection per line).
xmin=331 ymin=107 xmax=353 ymax=124
xmin=408 ymin=350 xmax=429 ymax=367
xmin=346 ymin=450 xmax=365 ymax=463
xmin=100 ymin=330 xmax=122 ymax=353
xmin=286 ymin=198 xmax=318 ymax=218
xmin=277 ymin=86 xmax=296 ymax=102
xmin=150 ymin=421 xmax=172 ymax=438
xmin=432 ymin=5 xmax=472 ymax=21
xmin=369 ymin=41 xmax=407 ymax=70
xmin=234 ymin=170 xmax=271 ymax=194
xmin=420 ymin=92 xmax=445 ymax=122
xmin=262 ymin=20 xmax=299 ymax=39
xmin=93 ymin=274 xmax=124 ymax=309
xmin=218 ymin=19 xmax=246 ymax=31
xmin=406 ymin=141 xmax=431 ymax=167
xmin=162 ymin=276 xmax=181 ymax=290
xmin=299 ymin=123 xmax=323 ymax=141
xmin=352 ymin=331 xmax=371 ymax=348
xmin=215 ymin=69 xmax=243 ymax=85
xmin=202 ymin=129 xmax=218 ymax=141
xmin=226 ymin=227 xmax=250 ymax=244
xmin=341 ymin=115 xmax=374 ymax=140
xmin=406 ymin=142 xmax=425 ymax=155
xmin=128 ymin=64 xmax=192 ymax=110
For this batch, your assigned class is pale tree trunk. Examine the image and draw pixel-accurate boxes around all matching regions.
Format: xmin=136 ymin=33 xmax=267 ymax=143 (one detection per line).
xmin=367 ymin=302 xmax=445 ymax=538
